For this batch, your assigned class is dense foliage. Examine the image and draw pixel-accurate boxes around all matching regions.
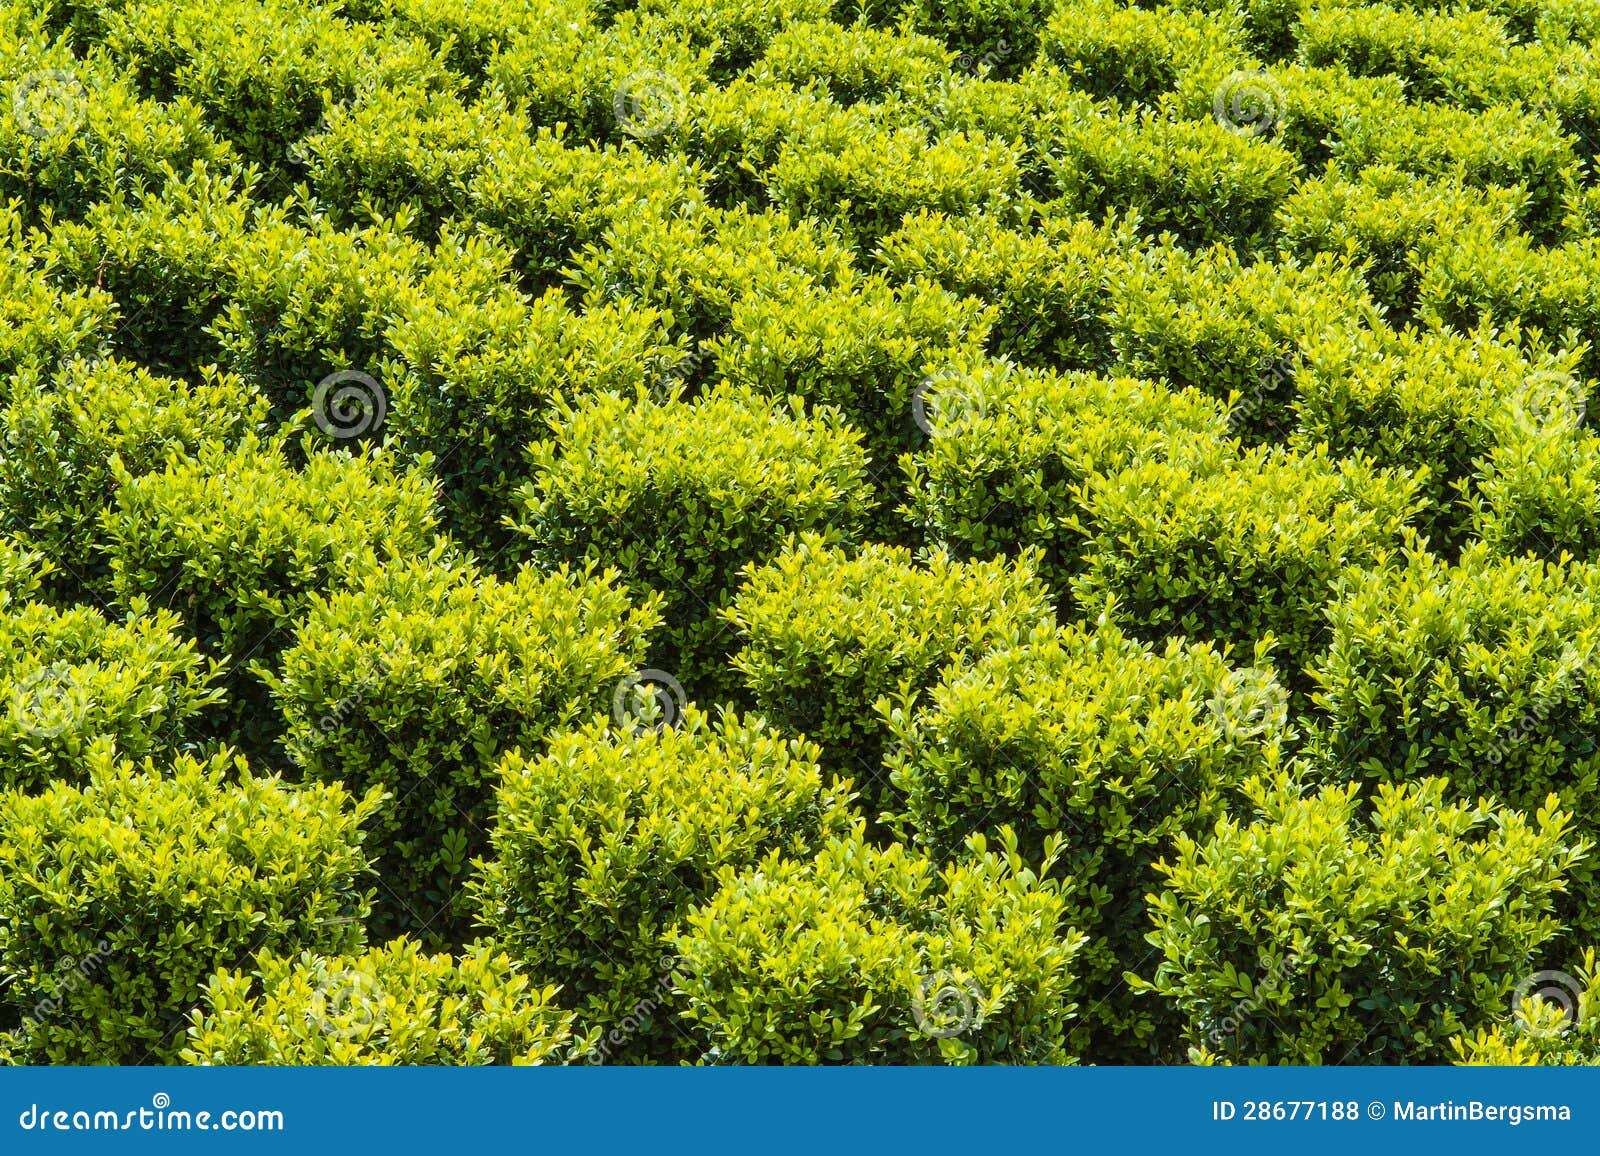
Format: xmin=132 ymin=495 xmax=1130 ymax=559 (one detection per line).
xmin=2 ymin=0 xmax=1599 ymax=1068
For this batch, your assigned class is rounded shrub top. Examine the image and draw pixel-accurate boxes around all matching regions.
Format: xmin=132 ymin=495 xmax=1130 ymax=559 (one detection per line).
xmin=472 ymin=706 xmax=853 ymax=1059
xmin=184 ymin=939 xmax=583 ymax=1066
xmin=670 ymin=827 xmax=1086 ymax=1064
xmin=1139 ymin=774 xmax=1587 ymax=1064
xmin=726 ymin=534 xmax=1054 ymax=789
xmin=0 ymin=748 xmax=382 ymax=1063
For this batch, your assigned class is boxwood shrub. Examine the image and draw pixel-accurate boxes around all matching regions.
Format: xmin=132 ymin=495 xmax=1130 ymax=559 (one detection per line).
xmin=709 ymin=273 xmax=992 ymax=468
xmin=901 ymin=360 xmax=1232 ymax=602
xmin=183 ymin=940 xmax=585 ymax=1065
xmin=725 ymin=535 xmax=1053 ymax=804
xmin=1331 ymin=100 xmax=1577 ymax=239
xmin=511 ymin=386 xmax=873 ymax=698
xmin=670 ymin=827 xmax=1085 ymax=1064
xmin=874 ymin=211 xmax=1128 ymax=370
xmin=1469 ymin=426 xmax=1600 ymax=561
xmin=1049 ymin=104 xmax=1298 ymax=249
xmin=1451 ymin=948 xmax=1600 ymax=1065
xmin=382 ymin=271 xmax=678 ymax=550
xmin=1276 ymin=166 xmax=1525 ymax=319
xmin=1310 ymin=545 xmax=1600 ymax=895
xmin=102 ymin=438 xmax=437 ymax=751
xmin=0 ymin=28 xmax=231 ymax=222
xmin=1041 ymin=0 xmax=1245 ymax=104
xmin=765 ymin=121 xmax=1025 ymax=245
xmin=567 ymin=203 xmax=858 ymax=346
xmin=0 ymin=358 xmax=269 ymax=597
xmin=883 ymin=616 xmax=1288 ymax=1055
xmin=0 ymin=749 xmax=380 ymax=1063
xmin=1138 ymin=775 xmax=1585 ymax=1064
xmin=1072 ymin=446 xmax=1422 ymax=670
xmin=752 ymin=20 xmax=952 ymax=105
xmin=0 ymin=233 xmax=115 ymax=378
xmin=0 ymin=601 xmax=223 ymax=792
xmin=471 ymin=709 xmax=852 ymax=1061
xmin=1103 ymin=242 xmax=1378 ymax=439
xmin=43 ymin=161 xmax=267 ymax=375
xmin=1289 ymin=323 xmax=1576 ymax=549
xmin=467 ymin=128 xmax=706 ymax=289
xmin=100 ymin=0 xmax=450 ymax=169
xmin=270 ymin=549 xmax=660 ymax=940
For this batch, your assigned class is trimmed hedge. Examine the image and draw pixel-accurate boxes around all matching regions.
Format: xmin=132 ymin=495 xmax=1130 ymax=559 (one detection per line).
xmin=0 ymin=601 xmax=223 ymax=792
xmin=0 ymin=749 xmax=380 ymax=1063
xmin=875 ymin=211 xmax=1127 ymax=370
xmin=1469 ymin=426 xmax=1600 ymax=561
xmin=902 ymin=360 xmax=1232 ymax=600
xmin=270 ymin=550 xmax=660 ymax=940
xmin=1452 ymin=948 xmax=1600 ymax=1065
xmin=0 ymin=358 xmax=269 ymax=596
xmin=670 ymin=827 xmax=1085 ymax=1064
xmin=511 ymin=387 xmax=874 ymax=697
xmin=1311 ymin=544 xmax=1600 ymax=933
xmin=1103 ymin=242 xmax=1378 ymax=439
xmin=1049 ymin=103 xmax=1299 ymax=249
xmin=1139 ymin=775 xmax=1585 ymax=1064
xmin=709 ymin=273 xmax=992 ymax=466
xmin=183 ymin=940 xmax=584 ymax=1065
xmin=471 ymin=709 xmax=852 ymax=1061
xmin=726 ymin=535 xmax=1053 ymax=803
xmin=1072 ymin=446 xmax=1421 ymax=668
xmin=883 ymin=616 xmax=1288 ymax=1055
xmin=382 ymin=267 xmax=679 ymax=550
